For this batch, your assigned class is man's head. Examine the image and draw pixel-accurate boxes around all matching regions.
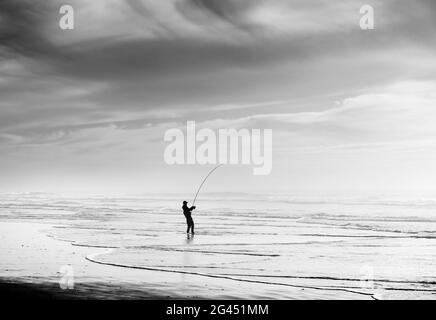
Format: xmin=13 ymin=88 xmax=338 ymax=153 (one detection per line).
xmin=183 ymin=201 xmax=187 ymax=205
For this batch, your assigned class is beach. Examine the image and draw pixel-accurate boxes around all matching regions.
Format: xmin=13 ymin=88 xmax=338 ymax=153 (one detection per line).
xmin=0 ymin=193 xmax=435 ymax=300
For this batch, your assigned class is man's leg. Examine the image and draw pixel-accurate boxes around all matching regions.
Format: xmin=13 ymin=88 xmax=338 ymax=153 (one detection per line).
xmin=187 ymin=217 xmax=194 ymax=233
xmin=186 ymin=219 xmax=190 ymax=233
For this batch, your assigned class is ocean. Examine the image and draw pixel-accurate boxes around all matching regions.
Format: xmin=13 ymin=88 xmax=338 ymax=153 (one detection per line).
xmin=0 ymin=193 xmax=435 ymax=299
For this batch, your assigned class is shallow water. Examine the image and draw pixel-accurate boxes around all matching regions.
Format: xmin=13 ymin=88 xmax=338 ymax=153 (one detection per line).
xmin=1 ymin=193 xmax=435 ymax=299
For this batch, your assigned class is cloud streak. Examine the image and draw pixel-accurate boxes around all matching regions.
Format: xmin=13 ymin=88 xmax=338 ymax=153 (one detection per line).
xmin=1 ymin=0 xmax=436 ymax=194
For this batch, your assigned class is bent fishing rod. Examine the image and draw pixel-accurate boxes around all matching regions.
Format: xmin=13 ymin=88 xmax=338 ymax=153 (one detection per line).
xmin=192 ymin=164 xmax=223 ymax=207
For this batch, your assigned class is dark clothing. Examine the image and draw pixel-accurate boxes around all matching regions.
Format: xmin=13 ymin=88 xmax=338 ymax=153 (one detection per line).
xmin=182 ymin=204 xmax=194 ymax=217
xmin=182 ymin=204 xmax=195 ymax=233
xmin=186 ymin=216 xmax=194 ymax=233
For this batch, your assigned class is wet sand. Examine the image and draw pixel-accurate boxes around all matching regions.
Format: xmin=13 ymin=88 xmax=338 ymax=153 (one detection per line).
xmin=0 ymin=221 xmax=371 ymax=299
xmin=1 ymin=194 xmax=435 ymax=300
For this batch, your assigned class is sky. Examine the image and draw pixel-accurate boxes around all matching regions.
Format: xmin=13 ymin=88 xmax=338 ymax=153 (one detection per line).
xmin=1 ymin=0 xmax=436 ymax=197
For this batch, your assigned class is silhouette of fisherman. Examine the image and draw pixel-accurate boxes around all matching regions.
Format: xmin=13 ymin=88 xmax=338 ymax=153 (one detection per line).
xmin=182 ymin=201 xmax=196 ymax=234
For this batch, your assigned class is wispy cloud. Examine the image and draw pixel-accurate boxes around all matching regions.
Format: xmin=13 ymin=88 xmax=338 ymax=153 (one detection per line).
xmin=1 ymin=0 xmax=436 ymax=194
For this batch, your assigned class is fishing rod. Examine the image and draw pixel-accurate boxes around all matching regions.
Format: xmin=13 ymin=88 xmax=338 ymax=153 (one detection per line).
xmin=192 ymin=164 xmax=223 ymax=207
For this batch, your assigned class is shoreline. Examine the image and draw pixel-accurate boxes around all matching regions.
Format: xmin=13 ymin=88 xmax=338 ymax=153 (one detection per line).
xmin=0 ymin=221 xmax=374 ymax=300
